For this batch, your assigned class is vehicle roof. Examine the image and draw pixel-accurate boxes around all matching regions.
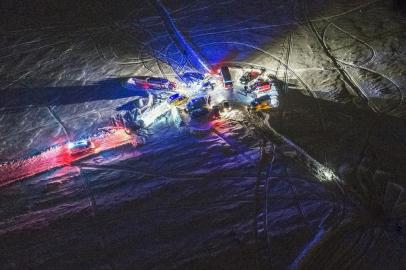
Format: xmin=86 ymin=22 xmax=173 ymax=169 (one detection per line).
xmin=251 ymin=95 xmax=270 ymax=104
xmin=190 ymin=95 xmax=206 ymax=102
xmin=148 ymin=77 xmax=169 ymax=83
xmin=169 ymin=93 xmax=180 ymax=98
xmin=246 ymin=70 xmax=260 ymax=75
xmin=256 ymin=95 xmax=271 ymax=101
xmin=131 ymin=76 xmax=149 ymax=80
xmin=73 ymin=139 xmax=89 ymax=145
xmin=187 ymin=96 xmax=207 ymax=109
xmin=68 ymin=139 xmax=90 ymax=149
xmin=257 ymin=80 xmax=269 ymax=85
xmin=168 ymin=93 xmax=185 ymax=101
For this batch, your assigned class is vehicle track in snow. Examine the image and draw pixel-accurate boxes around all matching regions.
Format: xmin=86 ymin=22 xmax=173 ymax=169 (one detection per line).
xmin=8 ymin=5 xmax=132 ymax=264
xmin=323 ymin=23 xmax=376 ymax=67
xmin=78 ymin=171 xmax=117 ymax=270
xmin=175 ymin=5 xmax=277 ymax=39
xmin=195 ymin=35 xmax=342 ymax=260
xmin=301 ymin=0 xmax=369 ymax=104
xmin=109 ymin=38 xmax=155 ymax=66
xmin=310 ymin=0 xmax=384 ymax=22
xmin=80 ymin=162 xmax=259 ymax=183
xmin=0 ymin=40 xmax=71 ymax=61
xmin=91 ymin=29 xmax=155 ymax=68
xmin=163 ymin=42 xmax=189 ymax=75
xmin=258 ymin=142 xmax=276 ymax=269
xmin=132 ymin=0 xmax=237 ymax=29
xmin=250 ymin=12 xmax=330 ymax=262
xmin=338 ymin=60 xmax=405 ymax=115
xmin=147 ymin=21 xmax=301 ymax=42
xmin=150 ymin=0 xmax=210 ymax=76
xmin=243 ymin=109 xmax=320 ymax=269
xmin=131 ymin=5 xmax=212 ymax=77
xmin=0 ymin=38 xmax=43 ymax=54
xmin=208 ymin=117 xmax=258 ymax=165
xmin=281 ymin=162 xmax=312 ymax=230
xmin=302 ymin=0 xmax=405 ymax=116
xmin=47 ymin=106 xmax=71 ymax=141
xmin=248 ymin=109 xmax=346 ymax=268
xmin=1 ymin=81 xmax=70 ymax=145
xmin=164 ymin=0 xmax=237 ymax=19
xmin=171 ymin=0 xmax=380 ymax=40
xmin=343 ymin=229 xmax=379 ymax=269
xmin=321 ymin=21 xmax=405 ymax=115
xmin=88 ymin=1 xmax=162 ymax=74
xmin=0 ymin=105 xmax=123 ymax=141
xmin=220 ymin=112 xmax=276 ymax=268
xmin=330 ymin=23 xmax=405 ymax=114
xmin=283 ymin=33 xmax=292 ymax=95
xmin=293 ymin=2 xmax=387 ymax=261
xmin=241 ymin=109 xmax=341 ymax=268
xmin=133 ymin=7 xmax=189 ymax=78
xmin=300 ymin=1 xmax=406 ymax=229
xmin=130 ymin=7 xmax=177 ymax=75
xmin=171 ymin=0 xmax=201 ymax=14
xmin=0 ymin=71 xmax=33 ymax=91
xmin=136 ymin=31 xmax=187 ymax=76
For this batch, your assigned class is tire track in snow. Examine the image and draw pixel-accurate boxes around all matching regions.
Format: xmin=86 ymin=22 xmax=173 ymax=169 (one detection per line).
xmin=47 ymin=106 xmax=71 ymax=140
xmin=323 ymin=23 xmax=376 ymax=66
xmin=321 ymin=19 xmax=404 ymax=115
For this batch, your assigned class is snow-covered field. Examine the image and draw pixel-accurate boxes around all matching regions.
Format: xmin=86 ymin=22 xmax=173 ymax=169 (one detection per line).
xmin=0 ymin=0 xmax=406 ymax=269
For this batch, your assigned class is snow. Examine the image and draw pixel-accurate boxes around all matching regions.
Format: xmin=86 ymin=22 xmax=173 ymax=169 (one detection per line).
xmin=1 ymin=0 xmax=406 ymax=269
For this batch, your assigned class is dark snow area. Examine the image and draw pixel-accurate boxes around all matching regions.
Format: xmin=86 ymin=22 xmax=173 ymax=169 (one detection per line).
xmin=1 ymin=0 xmax=406 ymax=269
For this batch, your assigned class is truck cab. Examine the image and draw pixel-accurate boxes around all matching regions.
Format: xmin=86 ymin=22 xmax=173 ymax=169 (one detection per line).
xmin=220 ymin=66 xmax=233 ymax=90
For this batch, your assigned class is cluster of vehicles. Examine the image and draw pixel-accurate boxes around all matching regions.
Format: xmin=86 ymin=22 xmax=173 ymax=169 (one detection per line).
xmin=238 ymin=68 xmax=279 ymax=112
xmin=167 ymin=93 xmax=229 ymax=120
xmin=239 ymin=69 xmax=264 ymax=85
xmin=67 ymin=66 xmax=281 ymax=157
xmin=217 ymin=66 xmax=280 ymax=112
xmin=124 ymin=64 xmax=280 ymax=122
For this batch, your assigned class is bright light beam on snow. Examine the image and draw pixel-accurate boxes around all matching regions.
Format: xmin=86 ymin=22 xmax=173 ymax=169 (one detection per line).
xmin=316 ymin=166 xmax=338 ymax=182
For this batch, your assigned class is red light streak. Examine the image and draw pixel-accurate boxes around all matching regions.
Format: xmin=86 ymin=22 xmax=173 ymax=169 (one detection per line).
xmin=0 ymin=128 xmax=135 ymax=187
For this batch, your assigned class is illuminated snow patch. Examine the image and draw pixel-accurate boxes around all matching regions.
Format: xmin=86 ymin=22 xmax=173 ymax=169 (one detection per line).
xmin=140 ymin=102 xmax=170 ymax=127
xmin=316 ymin=166 xmax=338 ymax=182
xmin=171 ymin=106 xmax=183 ymax=127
